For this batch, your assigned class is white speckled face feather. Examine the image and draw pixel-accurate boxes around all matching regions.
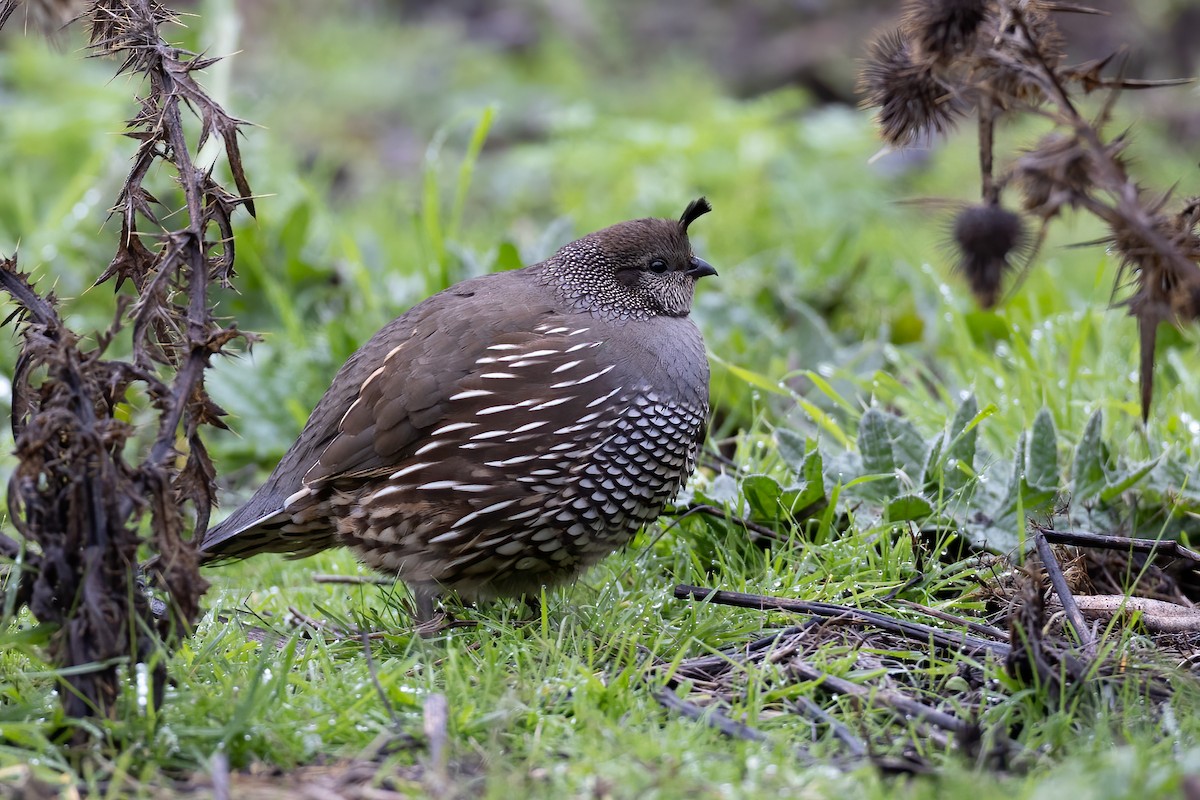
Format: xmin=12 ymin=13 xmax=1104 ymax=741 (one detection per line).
xmin=198 ymin=199 xmax=716 ymax=619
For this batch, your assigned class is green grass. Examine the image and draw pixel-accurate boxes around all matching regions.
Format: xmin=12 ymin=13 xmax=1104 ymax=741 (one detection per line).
xmin=3 ymin=2 xmax=1200 ymax=797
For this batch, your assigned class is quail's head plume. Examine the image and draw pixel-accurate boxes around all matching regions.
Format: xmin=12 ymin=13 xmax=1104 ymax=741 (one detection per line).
xmin=200 ymin=199 xmax=717 ymax=620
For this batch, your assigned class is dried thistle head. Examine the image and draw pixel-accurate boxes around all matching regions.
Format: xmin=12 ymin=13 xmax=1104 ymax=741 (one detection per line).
xmin=1013 ymin=132 xmax=1127 ymax=220
xmin=902 ymin=0 xmax=989 ymax=63
xmin=1109 ymin=202 xmax=1193 ymax=298
xmin=1163 ymin=199 xmax=1200 ymax=321
xmin=88 ymin=0 xmax=174 ymax=60
xmin=973 ymin=2 xmax=1065 ymax=108
xmin=859 ymin=29 xmax=966 ymax=146
xmin=1106 ymin=196 xmax=1200 ymax=419
xmin=951 ymin=203 xmax=1028 ymax=308
xmin=862 ymin=0 xmax=1196 ymax=422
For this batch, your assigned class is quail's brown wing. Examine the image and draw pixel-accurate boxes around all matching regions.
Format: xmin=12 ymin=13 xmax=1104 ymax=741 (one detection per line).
xmin=200 ymin=273 xmax=556 ymax=555
xmin=318 ymin=317 xmax=640 ymax=588
xmin=299 ymin=313 xmax=616 ymax=484
xmin=200 ymin=279 xmax=637 ymax=558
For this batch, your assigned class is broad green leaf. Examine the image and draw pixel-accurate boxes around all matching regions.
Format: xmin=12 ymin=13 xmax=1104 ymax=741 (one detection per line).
xmin=775 ymin=428 xmax=809 ymax=473
xmin=741 ymin=474 xmax=783 ymax=517
xmin=780 ymin=484 xmax=826 ymax=517
xmin=704 ymin=473 xmax=740 ymax=506
xmin=782 ymin=447 xmax=826 ymax=513
xmin=991 ymin=431 xmax=1054 ymax=521
xmin=944 ymin=395 xmax=981 ymax=492
xmin=1071 ymin=409 xmax=1107 ymax=501
xmin=885 ymin=494 xmax=935 ymax=522
xmin=921 ymin=433 xmax=944 ymax=494
xmin=742 ymin=469 xmax=826 ymax=524
xmin=1025 ymin=408 xmax=1059 ymax=493
xmin=799 ymin=445 xmax=824 ymax=487
xmin=859 ymin=408 xmax=898 ymax=497
xmin=886 ymin=413 xmax=928 ymax=484
xmin=824 ymin=449 xmax=864 ymax=489
xmin=1021 ymin=486 xmax=1058 ymax=511
xmin=1144 ymin=453 xmax=1200 ymax=505
xmin=963 ymin=436 xmax=1028 ymax=553
xmin=858 ymin=408 xmax=926 ymax=498
xmin=920 ymin=395 xmax=983 ymax=497
xmin=994 ymin=431 xmax=1026 ymax=518
xmin=1100 ymin=456 xmax=1162 ymax=503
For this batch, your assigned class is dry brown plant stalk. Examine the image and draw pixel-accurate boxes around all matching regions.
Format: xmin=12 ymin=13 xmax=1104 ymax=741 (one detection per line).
xmin=858 ymin=0 xmax=1198 ymax=420
xmin=0 ymin=0 xmax=255 ymax=725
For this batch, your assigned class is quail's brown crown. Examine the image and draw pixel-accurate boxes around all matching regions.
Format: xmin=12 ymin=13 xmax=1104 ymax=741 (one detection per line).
xmin=540 ymin=197 xmax=715 ymax=319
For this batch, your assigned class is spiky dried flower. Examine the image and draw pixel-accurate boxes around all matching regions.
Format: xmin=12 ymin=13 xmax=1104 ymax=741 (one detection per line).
xmin=861 ymin=0 xmax=1196 ymax=420
xmin=1013 ymin=132 xmax=1128 ymax=220
xmin=1104 ymin=196 xmax=1200 ymax=419
xmin=859 ymin=30 xmax=966 ymax=146
xmin=1109 ymin=207 xmax=1190 ymax=294
xmin=903 ymin=0 xmax=990 ymax=63
xmin=973 ymin=3 xmax=1065 ymax=107
xmin=952 ymin=203 xmax=1027 ymax=308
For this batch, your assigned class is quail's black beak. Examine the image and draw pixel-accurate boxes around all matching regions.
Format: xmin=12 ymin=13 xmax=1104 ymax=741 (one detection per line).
xmin=686 ymin=257 xmax=718 ymax=279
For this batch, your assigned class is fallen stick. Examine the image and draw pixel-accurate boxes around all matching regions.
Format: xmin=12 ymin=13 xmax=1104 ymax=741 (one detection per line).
xmin=673 ymin=584 xmax=1010 ymax=658
xmin=1032 ymin=529 xmax=1097 ymax=658
xmin=1035 ymin=526 xmax=1200 ymax=566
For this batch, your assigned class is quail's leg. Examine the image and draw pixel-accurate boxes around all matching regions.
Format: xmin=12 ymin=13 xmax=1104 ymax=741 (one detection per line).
xmin=413 ymin=588 xmax=438 ymax=624
xmin=412 ymin=587 xmax=454 ymax=637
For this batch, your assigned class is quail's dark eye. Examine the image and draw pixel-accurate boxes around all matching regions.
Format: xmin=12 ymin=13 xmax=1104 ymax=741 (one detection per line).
xmin=649 ymin=259 xmax=669 ymax=274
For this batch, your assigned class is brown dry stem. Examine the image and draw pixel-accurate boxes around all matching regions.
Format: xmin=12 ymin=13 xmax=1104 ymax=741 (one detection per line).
xmin=0 ymin=0 xmax=255 ymax=726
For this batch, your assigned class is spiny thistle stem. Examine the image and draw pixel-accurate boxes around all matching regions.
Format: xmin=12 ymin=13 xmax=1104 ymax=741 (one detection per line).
xmin=0 ymin=0 xmax=255 ymax=727
xmin=978 ymin=95 xmax=997 ymax=205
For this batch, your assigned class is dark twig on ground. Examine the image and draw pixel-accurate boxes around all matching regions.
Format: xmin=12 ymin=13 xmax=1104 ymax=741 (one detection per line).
xmin=314 ymin=574 xmax=397 ymax=586
xmin=787 ymin=658 xmax=967 ymax=740
xmin=653 ymin=688 xmax=772 ymax=744
xmin=1032 ymin=529 xmax=1097 ymax=657
xmin=659 ymin=584 xmax=1019 ymax=773
xmin=896 ymin=599 xmax=1008 ymax=640
xmin=673 ymin=584 xmax=1011 ymax=657
xmin=1037 ymin=525 xmax=1200 ymax=566
xmin=790 ymin=695 xmax=869 ymax=758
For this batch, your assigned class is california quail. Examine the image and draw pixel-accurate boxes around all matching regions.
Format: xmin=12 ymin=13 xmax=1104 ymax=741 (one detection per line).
xmin=200 ymin=199 xmax=717 ymax=619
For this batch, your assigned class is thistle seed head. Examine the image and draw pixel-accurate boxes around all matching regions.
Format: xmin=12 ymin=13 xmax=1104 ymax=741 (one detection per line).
xmin=903 ymin=0 xmax=989 ymax=63
xmin=859 ymin=30 xmax=966 ymax=146
xmin=952 ymin=203 xmax=1028 ymax=308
